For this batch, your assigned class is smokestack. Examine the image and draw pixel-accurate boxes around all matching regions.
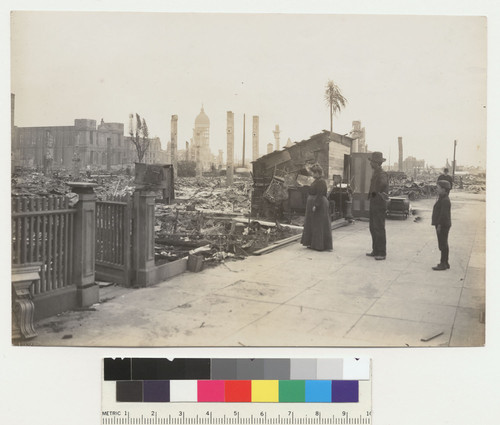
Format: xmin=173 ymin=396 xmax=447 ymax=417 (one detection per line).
xmin=171 ymin=115 xmax=178 ymax=177
xmin=267 ymin=143 xmax=273 ymax=154
xmin=185 ymin=141 xmax=189 ymax=161
xmin=242 ymin=113 xmax=246 ymax=168
xmin=218 ymin=149 xmax=223 ymax=168
xmin=226 ymin=111 xmax=234 ymax=186
xmin=398 ymin=137 xmax=403 ymax=172
xmin=252 ymin=116 xmax=259 ymax=161
xmin=106 ymin=137 xmax=111 ymax=171
xmin=166 ymin=140 xmax=171 ymax=163
xmin=273 ymin=124 xmax=280 ymax=151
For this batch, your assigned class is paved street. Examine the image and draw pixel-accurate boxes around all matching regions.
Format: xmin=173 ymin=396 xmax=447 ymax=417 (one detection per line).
xmin=29 ymin=190 xmax=485 ymax=347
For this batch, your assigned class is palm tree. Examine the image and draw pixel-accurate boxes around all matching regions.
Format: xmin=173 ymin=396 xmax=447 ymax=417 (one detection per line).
xmin=324 ymin=80 xmax=347 ymax=133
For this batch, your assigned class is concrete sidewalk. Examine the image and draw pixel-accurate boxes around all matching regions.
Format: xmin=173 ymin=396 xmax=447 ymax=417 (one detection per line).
xmin=28 ymin=191 xmax=486 ymax=347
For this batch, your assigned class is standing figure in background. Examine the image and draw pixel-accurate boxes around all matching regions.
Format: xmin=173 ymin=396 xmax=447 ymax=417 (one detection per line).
xmin=366 ymin=151 xmax=389 ymax=260
xmin=432 ymin=180 xmax=452 ymax=270
xmin=438 ymin=168 xmax=453 ymax=190
xmin=301 ymin=164 xmax=333 ymax=251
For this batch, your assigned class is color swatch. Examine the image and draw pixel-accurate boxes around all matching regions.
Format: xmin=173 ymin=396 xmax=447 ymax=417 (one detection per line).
xmin=105 ymin=358 xmax=369 ymax=404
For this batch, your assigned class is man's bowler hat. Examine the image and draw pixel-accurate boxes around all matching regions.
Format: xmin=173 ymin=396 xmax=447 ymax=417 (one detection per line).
xmin=369 ymin=151 xmax=386 ymax=164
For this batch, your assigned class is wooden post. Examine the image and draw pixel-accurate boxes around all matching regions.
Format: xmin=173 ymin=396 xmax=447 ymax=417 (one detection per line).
xmin=133 ymin=189 xmax=156 ymax=286
xmin=67 ymin=182 xmax=99 ymax=307
xmin=226 ymin=111 xmax=234 ymax=186
xmin=242 ymin=113 xmax=246 ymax=168
xmin=452 ymin=139 xmax=457 ymax=183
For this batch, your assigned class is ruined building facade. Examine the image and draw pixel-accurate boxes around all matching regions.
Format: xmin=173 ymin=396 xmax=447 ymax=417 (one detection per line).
xmin=350 ymin=121 xmax=367 ymax=153
xmin=12 ymin=117 xmax=167 ymax=171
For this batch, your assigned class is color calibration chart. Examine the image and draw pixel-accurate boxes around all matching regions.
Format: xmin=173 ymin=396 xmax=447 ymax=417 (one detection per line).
xmin=102 ymin=358 xmax=372 ymax=424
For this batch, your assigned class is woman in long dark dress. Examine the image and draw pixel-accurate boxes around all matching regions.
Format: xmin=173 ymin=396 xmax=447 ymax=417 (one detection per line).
xmin=300 ymin=164 xmax=333 ymax=251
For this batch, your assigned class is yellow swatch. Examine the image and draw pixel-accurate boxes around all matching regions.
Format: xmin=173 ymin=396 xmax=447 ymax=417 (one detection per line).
xmin=251 ymin=380 xmax=279 ymax=402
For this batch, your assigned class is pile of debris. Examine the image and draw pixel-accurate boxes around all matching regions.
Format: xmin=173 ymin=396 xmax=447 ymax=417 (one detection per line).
xmin=457 ymin=174 xmax=486 ymax=193
xmin=154 ymin=175 xmax=303 ymax=266
xmin=11 ymin=168 xmax=73 ymax=196
xmin=175 ymin=176 xmax=251 ymax=214
xmin=92 ymin=174 xmax=135 ymax=200
xmin=389 ymin=181 xmax=438 ymax=200
xmin=154 ymin=205 xmax=301 ymax=266
xmin=11 ymin=168 xmax=136 ymax=199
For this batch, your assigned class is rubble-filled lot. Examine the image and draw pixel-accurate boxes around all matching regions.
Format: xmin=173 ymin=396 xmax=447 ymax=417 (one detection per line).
xmin=388 ymin=171 xmax=486 ymax=199
xmin=155 ymin=176 xmax=301 ymax=266
xmin=11 ymin=169 xmax=301 ymax=268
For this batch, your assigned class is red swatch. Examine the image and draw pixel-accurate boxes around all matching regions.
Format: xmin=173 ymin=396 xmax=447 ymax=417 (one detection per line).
xmin=225 ymin=380 xmax=252 ymax=402
xmin=198 ymin=380 xmax=225 ymax=402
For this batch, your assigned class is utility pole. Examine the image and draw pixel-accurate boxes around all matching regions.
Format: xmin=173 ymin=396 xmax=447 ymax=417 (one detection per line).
xmin=242 ymin=113 xmax=246 ymax=168
xmin=226 ymin=111 xmax=234 ymax=186
xmin=452 ymin=139 xmax=457 ymax=183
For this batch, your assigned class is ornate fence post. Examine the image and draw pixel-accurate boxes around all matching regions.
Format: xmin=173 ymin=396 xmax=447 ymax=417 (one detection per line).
xmin=132 ymin=189 xmax=156 ymax=286
xmin=11 ymin=263 xmax=41 ymax=340
xmin=68 ymin=182 xmax=100 ymax=307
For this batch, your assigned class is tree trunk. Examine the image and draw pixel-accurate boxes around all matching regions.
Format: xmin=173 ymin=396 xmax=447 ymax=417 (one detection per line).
xmin=330 ymin=103 xmax=333 ymax=133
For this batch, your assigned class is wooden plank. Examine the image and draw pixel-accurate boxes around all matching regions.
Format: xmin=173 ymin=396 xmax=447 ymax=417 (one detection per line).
xmin=22 ymin=197 xmax=28 ymax=264
xmin=96 ymin=203 xmax=102 ymax=261
xmin=53 ymin=197 xmax=58 ymax=288
xmin=122 ymin=194 xmax=132 ymax=286
xmin=34 ymin=197 xmax=41 ymax=265
xmin=232 ymin=217 xmax=303 ymax=231
xmin=68 ymin=209 xmax=74 ymax=286
xmin=29 ymin=198 xmax=35 ymax=263
xmin=252 ymin=220 xmax=350 ymax=255
xmin=115 ymin=204 xmax=120 ymax=265
xmin=252 ymin=234 xmax=302 ymax=255
xmin=95 ymin=200 xmax=129 ymax=205
xmin=118 ymin=205 xmax=123 ymax=265
xmin=52 ymin=197 xmax=59 ymax=290
xmin=11 ymin=198 xmax=15 ymax=263
xmin=111 ymin=205 xmax=120 ymax=264
xmin=107 ymin=204 xmax=112 ymax=263
xmin=64 ymin=197 xmax=70 ymax=289
xmin=40 ymin=198 xmax=47 ymax=293
xmin=12 ymin=209 xmax=77 ymax=217
xmin=104 ymin=203 xmax=109 ymax=263
xmin=46 ymin=196 xmax=53 ymax=291
xmin=58 ymin=198 xmax=64 ymax=288
xmin=15 ymin=198 xmax=21 ymax=264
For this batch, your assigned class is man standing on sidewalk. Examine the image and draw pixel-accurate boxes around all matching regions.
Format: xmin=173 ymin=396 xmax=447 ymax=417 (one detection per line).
xmin=366 ymin=151 xmax=389 ymax=260
xmin=431 ymin=179 xmax=452 ymax=270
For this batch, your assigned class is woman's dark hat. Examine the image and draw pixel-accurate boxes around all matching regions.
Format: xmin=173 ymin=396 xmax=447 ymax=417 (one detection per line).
xmin=437 ymin=180 xmax=451 ymax=190
xmin=369 ymin=151 xmax=386 ymax=164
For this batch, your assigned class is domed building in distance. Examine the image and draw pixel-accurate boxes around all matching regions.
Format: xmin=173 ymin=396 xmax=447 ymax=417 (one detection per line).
xmin=192 ymin=105 xmax=213 ymax=171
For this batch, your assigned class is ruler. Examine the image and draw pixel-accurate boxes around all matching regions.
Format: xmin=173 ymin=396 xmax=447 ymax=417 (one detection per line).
xmin=101 ymin=405 xmax=372 ymax=425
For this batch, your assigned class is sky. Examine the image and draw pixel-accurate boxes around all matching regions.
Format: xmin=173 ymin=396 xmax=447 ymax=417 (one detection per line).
xmin=11 ymin=12 xmax=487 ymax=168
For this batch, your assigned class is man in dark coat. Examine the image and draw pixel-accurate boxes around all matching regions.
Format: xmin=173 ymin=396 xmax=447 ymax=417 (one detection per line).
xmin=366 ymin=151 xmax=389 ymax=260
xmin=438 ymin=168 xmax=453 ymax=189
xmin=432 ymin=180 xmax=452 ymax=270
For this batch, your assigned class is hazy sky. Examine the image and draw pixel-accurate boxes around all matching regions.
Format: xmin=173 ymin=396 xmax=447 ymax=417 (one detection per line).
xmin=11 ymin=12 xmax=486 ymax=168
